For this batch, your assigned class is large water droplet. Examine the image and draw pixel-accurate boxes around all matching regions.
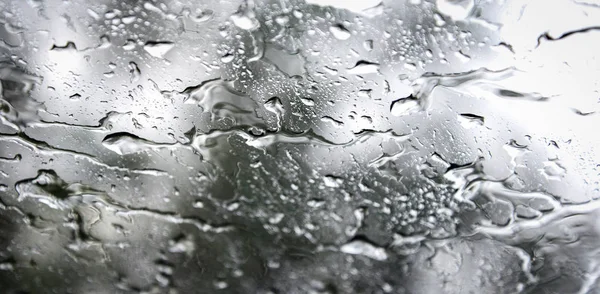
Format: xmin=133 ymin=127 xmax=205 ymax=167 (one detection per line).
xmin=390 ymin=98 xmax=420 ymax=116
xmin=231 ymin=3 xmax=259 ymax=30
xmin=329 ymin=24 xmax=351 ymax=40
xmin=143 ymin=41 xmax=174 ymax=58
xmin=340 ymin=239 xmax=388 ymax=261
xmin=102 ymin=132 xmax=155 ymax=155
xmin=436 ymin=0 xmax=474 ymax=21
xmin=348 ymin=60 xmax=380 ymax=75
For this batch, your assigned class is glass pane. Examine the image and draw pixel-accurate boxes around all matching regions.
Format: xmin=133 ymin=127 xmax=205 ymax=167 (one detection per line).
xmin=1 ymin=0 xmax=599 ymax=293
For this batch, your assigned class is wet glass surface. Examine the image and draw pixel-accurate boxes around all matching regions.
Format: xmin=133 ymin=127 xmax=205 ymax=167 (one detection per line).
xmin=1 ymin=0 xmax=600 ymax=293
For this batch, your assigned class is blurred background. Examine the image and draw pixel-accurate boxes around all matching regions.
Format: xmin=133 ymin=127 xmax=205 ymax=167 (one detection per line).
xmin=0 ymin=0 xmax=600 ymax=293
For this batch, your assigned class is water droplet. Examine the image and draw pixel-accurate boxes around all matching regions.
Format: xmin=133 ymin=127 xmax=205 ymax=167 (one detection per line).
xmin=231 ymin=14 xmax=259 ymax=30
xmin=348 ymin=60 xmax=380 ymax=75
xmin=268 ymin=213 xmax=284 ymax=224
xmin=192 ymin=9 xmax=214 ymax=22
xmin=264 ymin=97 xmax=285 ymax=125
xmin=143 ymin=41 xmax=174 ymax=58
xmin=128 ymin=62 xmax=141 ymax=83
xmin=221 ymin=53 xmax=234 ymax=63
xmin=231 ymin=3 xmax=259 ymax=30
xmin=390 ymin=98 xmax=420 ymax=116
xmin=300 ymin=97 xmax=315 ymax=106
xmin=122 ymin=39 xmax=136 ymax=51
xmin=306 ymin=0 xmax=384 ymax=15
xmin=50 ymin=41 xmax=78 ymax=51
xmin=168 ymin=235 xmax=195 ymax=255
xmin=364 ymin=39 xmax=374 ymax=51
xmin=323 ymin=175 xmax=343 ymax=187
xmin=0 ymin=261 xmax=14 ymax=271
xmin=436 ymin=0 xmax=474 ymax=21
xmin=320 ymin=116 xmax=344 ymax=128
xmin=263 ymin=45 xmax=306 ymax=77
xmin=515 ymin=205 xmax=541 ymax=219
xmin=213 ymin=280 xmax=229 ymax=289
xmin=458 ymin=113 xmax=484 ymax=128
xmin=329 ymin=24 xmax=351 ymax=40
xmin=340 ymin=239 xmax=388 ymax=261
xmin=404 ymin=63 xmax=417 ymax=71
xmin=87 ymin=8 xmax=100 ymax=20
xmin=542 ymin=159 xmax=566 ymax=178
xmin=121 ymin=15 xmax=136 ymax=24
xmin=102 ymin=132 xmax=156 ymax=155
xmin=307 ymin=198 xmax=325 ymax=208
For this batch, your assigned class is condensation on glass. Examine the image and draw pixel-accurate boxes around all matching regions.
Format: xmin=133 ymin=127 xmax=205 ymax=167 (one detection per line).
xmin=0 ymin=0 xmax=599 ymax=293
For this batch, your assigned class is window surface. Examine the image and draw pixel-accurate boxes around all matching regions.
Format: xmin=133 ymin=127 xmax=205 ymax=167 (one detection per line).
xmin=0 ymin=0 xmax=599 ymax=293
